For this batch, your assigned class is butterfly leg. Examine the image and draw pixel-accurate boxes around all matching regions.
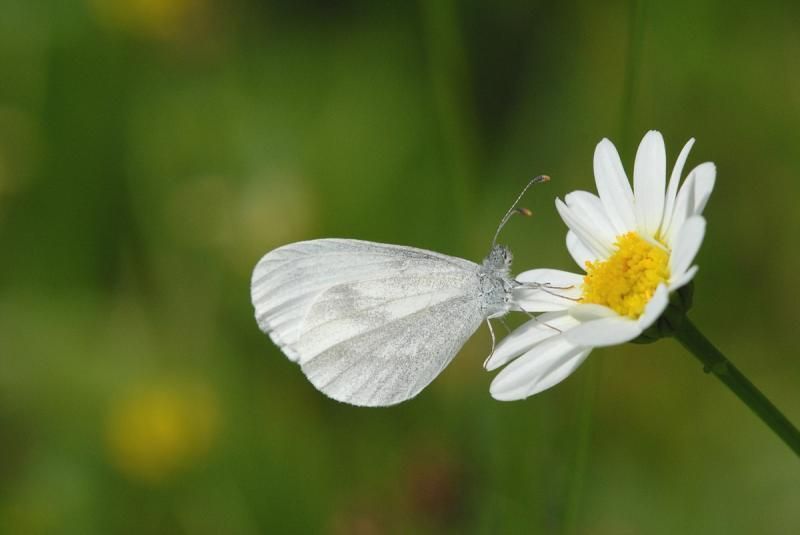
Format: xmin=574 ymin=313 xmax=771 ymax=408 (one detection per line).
xmin=483 ymin=319 xmax=497 ymax=368
xmin=518 ymin=308 xmax=563 ymax=334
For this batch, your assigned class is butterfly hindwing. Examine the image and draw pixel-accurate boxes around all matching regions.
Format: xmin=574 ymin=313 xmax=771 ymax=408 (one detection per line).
xmin=296 ymin=277 xmax=485 ymax=406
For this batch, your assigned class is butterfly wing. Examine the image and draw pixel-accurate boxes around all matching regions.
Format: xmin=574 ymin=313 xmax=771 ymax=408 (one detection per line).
xmin=251 ymin=239 xmax=486 ymax=406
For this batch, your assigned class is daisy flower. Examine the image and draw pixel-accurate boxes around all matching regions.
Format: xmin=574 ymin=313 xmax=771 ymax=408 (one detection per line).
xmin=487 ymin=131 xmax=716 ymax=401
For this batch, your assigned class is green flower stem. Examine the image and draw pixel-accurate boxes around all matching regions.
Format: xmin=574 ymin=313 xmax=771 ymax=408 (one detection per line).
xmin=675 ymin=318 xmax=800 ymax=457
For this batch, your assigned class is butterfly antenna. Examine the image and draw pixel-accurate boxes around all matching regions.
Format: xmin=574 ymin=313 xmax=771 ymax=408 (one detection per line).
xmin=492 ymin=175 xmax=550 ymax=247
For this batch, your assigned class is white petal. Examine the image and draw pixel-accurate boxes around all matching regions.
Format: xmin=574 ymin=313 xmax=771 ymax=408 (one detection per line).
xmin=516 ymin=269 xmax=585 ymax=287
xmin=568 ymin=303 xmax=618 ymax=321
xmin=490 ymin=336 xmax=591 ymax=400
xmin=593 ymin=138 xmax=636 ymax=234
xmin=669 ymin=265 xmax=698 ymax=291
xmin=664 ymin=165 xmax=698 ymax=246
xmin=691 ymin=162 xmax=716 ymax=215
xmin=513 ymin=294 xmax=575 ymax=312
xmin=556 ymin=199 xmax=613 ymax=259
xmin=566 ymin=231 xmax=595 ymax=270
xmin=669 ymin=216 xmax=706 ymax=279
xmin=564 ymin=190 xmax=617 ymax=248
xmin=513 ymin=269 xmax=583 ymax=312
xmin=661 ymin=138 xmax=695 ymax=235
xmin=636 ymin=284 xmax=669 ymax=331
xmin=563 ymin=316 xmax=642 ymax=347
xmin=485 ymin=312 xmax=580 ymax=371
xmin=633 ymin=131 xmax=667 ymax=235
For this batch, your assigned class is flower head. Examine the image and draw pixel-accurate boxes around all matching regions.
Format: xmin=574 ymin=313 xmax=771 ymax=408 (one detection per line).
xmin=488 ymin=131 xmax=715 ymax=400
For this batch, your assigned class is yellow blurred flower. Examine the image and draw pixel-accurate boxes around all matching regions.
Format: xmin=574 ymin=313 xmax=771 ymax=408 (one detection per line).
xmin=165 ymin=172 xmax=317 ymax=274
xmin=105 ymin=381 xmax=219 ymax=484
xmin=88 ymin=0 xmax=208 ymax=40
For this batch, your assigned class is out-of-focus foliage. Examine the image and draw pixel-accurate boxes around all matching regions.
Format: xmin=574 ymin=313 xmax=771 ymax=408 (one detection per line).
xmin=1 ymin=1 xmax=798 ymax=533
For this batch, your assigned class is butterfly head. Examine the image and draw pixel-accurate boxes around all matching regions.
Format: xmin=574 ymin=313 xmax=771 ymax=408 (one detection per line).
xmin=483 ymin=244 xmax=513 ymax=276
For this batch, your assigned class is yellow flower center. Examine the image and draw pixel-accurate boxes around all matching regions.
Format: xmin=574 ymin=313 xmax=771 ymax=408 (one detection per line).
xmin=581 ymin=232 xmax=670 ymax=318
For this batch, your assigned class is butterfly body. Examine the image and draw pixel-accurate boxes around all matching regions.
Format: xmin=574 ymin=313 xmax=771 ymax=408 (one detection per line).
xmin=479 ymin=244 xmax=516 ymax=319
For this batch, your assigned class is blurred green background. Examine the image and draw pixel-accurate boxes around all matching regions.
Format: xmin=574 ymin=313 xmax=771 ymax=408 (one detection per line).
xmin=1 ymin=0 xmax=798 ymax=533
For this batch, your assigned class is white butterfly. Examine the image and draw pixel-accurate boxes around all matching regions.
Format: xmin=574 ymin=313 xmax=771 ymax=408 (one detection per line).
xmin=251 ymin=176 xmax=549 ymax=406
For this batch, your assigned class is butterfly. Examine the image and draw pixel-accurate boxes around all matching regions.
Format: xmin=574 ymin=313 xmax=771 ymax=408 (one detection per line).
xmin=251 ymin=176 xmax=548 ymax=406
